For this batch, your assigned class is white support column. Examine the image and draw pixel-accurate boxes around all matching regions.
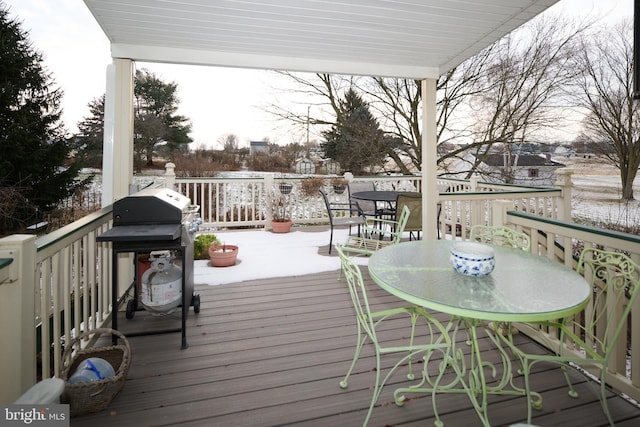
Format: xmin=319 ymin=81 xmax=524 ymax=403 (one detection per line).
xmin=102 ymin=58 xmax=134 ymax=207
xmin=101 ymin=58 xmax=135 ymax=299
xmin=0 ymin=235 xmax=36 ymax=402
xmin=101 ymin=64 xmax=115 ymax=207
xmin=421 ymin=79 xmax=438 ymax=240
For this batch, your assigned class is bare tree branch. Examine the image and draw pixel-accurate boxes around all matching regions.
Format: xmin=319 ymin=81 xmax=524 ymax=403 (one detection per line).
xmin=572 ymin=19 xmax=640 ymax=200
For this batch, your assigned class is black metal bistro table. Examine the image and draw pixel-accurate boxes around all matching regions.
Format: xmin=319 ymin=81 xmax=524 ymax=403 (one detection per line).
xmin=351 ymin=190 xmax=419 ymax=217
xmin=350 ymin=190 xmax=417 ymax=204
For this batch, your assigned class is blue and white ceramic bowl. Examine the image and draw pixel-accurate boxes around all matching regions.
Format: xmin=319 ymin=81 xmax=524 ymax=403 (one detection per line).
xmin=450 ymin=242 xmax=495 ymax=277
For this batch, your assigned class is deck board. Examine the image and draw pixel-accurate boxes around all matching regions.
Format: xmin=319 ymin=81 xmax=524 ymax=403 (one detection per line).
xmin=71 ymin=269 xmax=640 ymax=426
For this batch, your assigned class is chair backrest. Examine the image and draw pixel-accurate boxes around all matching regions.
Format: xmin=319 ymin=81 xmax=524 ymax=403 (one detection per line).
xmin=576 ymin=247 xmax=640 ymax=360
xmin=396 ymin=193 xmax=421 ymax=233
xmin=348 ymin=181 xmax=376 ymax=216
xmin=469 ymin=225 xmax=530 ymax=251
xmin=335 ymin=244 xmax=378 ymax=342
xmin=318 ymin=188 xmax=335 ymax=226
xmin=390 ymin=205 xmax=411 ymax=243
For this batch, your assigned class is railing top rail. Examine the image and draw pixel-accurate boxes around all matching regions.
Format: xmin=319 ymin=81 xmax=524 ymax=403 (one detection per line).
xmin=36 ymin=206 xmax=112 ymax=257
xmin=508 ymin=210 xmax=640 ymax=245
xmin=437 ymin=175 xmax=558 ymax=190
xmin=477 ymin=182 xmax=558 ymax=191
xmin=177 ymin=176 xmax=266 ymax=182
xmin=440 ymin=188 xmax=561 ymax=200
xmin=176 ymin=174 xmax=560 ymax=192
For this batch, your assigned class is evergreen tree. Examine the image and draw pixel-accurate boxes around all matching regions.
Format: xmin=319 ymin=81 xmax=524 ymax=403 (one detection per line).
xmin=0 ymin=3 xmax=90 ymax=234
xmin=75 ymin=70 xmax=193 ymax=173
xmin=321 ymin=88 xmax=386 ymax=175
xmin=74 ymin=95 xmax=105 ymax=168
xmin=134 ymin=69 xmax=192 ymax=171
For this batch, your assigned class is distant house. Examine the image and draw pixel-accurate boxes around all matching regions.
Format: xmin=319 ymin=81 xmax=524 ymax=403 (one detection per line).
xmin=475 ymin=153 xmax=565 ymax=186
xmin=320 ymin=159 xmax=340 ymax=174
xmin=250 ymin=140 xmax=269 ymax=155
xmin=294 ymin=158 xmax=315 ymax=174
xmin=554 ymin=145 xmax=576 ymax=158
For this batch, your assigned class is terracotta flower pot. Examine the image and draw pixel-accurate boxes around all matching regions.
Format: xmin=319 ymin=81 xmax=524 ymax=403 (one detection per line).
xmin=208 ymin=245 xmax=239 ymax=267
xmin=272 ymin=220 xmax=292 ymax=233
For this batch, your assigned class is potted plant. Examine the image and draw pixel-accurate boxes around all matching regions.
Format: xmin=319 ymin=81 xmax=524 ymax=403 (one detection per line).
xmin=330 ymin=177 xmax=347 ymax=194
xmin=194 ymin=233 xmax=238 ymax=267
xmin=271 ymin=193 xmax=292 ymax=233
xmin=301 ymin=177 xmax=326 ymax=197
xmin=208 ymin=242 xmax=239 ymax=267
xmin=278 ymin=182 xmax=293 ymax=195
xmin=194 ymin=234 xmax=220 ymax=260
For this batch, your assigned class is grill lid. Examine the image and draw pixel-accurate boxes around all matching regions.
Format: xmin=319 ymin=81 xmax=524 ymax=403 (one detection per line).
xmin=113 ymin=188 xmax=191 ymax=226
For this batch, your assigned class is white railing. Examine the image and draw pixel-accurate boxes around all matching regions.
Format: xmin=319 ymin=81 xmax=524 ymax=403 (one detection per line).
xmin=178 ymin=177 xmax=267 ymax=228
xmin=439 ymin=187 xmax=563 ymax=239
xmin=504 ymin=210 xmax=640 ymax=402
xmin=0 ymin=207 xmax=114 ymax=401
xmin=174 ymin=172 xmax=567 ymax=234
xmin=174 ymin=174 xmax=424 ymax=230
xmin=35 ymin=207 xmax=114 ymax=381
xmin=4 ymin=169 xmax=639 ymax=405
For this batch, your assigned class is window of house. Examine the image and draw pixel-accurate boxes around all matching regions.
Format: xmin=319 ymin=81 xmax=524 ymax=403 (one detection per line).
xmin=528 ymin=168 xmax=539 ymax=178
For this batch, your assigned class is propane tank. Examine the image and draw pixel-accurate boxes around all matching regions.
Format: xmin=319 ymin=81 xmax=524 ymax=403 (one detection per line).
xmin=140 ymin=251 xmax=182 ymax=314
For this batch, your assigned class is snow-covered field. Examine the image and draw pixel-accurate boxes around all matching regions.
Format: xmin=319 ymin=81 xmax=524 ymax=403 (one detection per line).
xmin=561 ymin=158 xmax=640 ymax=229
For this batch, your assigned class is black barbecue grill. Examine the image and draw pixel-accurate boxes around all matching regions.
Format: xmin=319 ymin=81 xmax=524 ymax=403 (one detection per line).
xmin=97 ymin=187 xmax=201 ymax=349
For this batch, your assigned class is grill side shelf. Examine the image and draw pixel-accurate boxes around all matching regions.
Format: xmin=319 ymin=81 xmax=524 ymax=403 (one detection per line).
xmin=97 ymin=224 xmax=181 ymax=242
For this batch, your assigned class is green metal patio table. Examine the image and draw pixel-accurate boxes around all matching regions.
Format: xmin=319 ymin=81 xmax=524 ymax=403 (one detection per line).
xmin=367 ymin=239 xmax=591 ymax=427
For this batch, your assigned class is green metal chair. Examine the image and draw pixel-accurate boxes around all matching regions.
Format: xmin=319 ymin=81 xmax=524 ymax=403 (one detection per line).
xmin=341 ymin=205 xmax=410 ymax=257
xmin=334 ymin=244 xmax=451 ymax=426
xmin=501 ymin=248 xmax=640 ymax=426
xmin=469 ymin=224 xmax=531 ymax=251
xmin=469 ymin=225 xmax=531 ymax=336
xmin=396 ymin=193 xmax=422 ymax=240
xmin=394 ymin=193 xmax=443 ymax=240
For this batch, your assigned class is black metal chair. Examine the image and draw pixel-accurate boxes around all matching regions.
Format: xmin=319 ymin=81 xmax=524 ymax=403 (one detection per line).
xmin=347 ymin=181 xmax=377 ymax=217
xmin=319 ymin=188 xmax=365 ymax=254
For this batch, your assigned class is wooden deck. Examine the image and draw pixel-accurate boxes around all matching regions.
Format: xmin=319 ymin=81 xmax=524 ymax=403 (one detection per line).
xmin=71 ymin=268 xmax=640 ymax=426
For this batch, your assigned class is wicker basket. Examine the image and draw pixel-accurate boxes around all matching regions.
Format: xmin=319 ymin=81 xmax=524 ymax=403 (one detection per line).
xmin=60 ymin=328 xmax=131 ymax=417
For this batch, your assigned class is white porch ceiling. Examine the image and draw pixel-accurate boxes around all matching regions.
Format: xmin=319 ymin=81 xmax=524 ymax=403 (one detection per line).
xmin=83 ymin=0 xmax=560 ymax=80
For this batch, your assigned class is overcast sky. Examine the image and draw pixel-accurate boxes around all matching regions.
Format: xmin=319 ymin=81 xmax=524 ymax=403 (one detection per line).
xmin=2 ymin=0 xmax=634 ymax=149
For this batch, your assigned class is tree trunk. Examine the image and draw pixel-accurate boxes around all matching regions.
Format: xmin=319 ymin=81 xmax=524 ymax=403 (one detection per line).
xmin=621 ymin=170 xmax=636 ymax=200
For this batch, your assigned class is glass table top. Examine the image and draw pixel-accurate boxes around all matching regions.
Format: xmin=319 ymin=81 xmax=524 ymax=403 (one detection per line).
xmin=368 ymin=240 xmax=591 ymax=322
